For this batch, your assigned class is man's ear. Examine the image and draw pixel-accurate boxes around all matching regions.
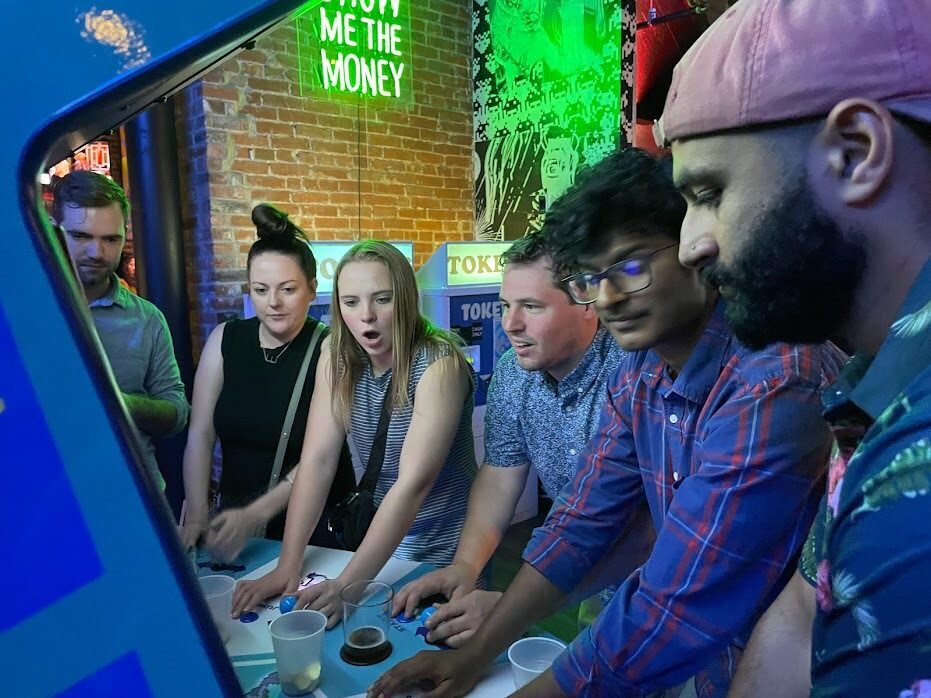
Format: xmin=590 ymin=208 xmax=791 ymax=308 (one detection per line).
xmin=815 ymin=98 xmax=895 ymax=207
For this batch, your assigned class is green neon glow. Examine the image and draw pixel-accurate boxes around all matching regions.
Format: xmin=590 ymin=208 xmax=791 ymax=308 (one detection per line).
xmin=295 ymin=0 xmax=412 ymax=102
xmin=293 ymin=1 xmax=323 ymax=97
xmin=474 ymin=1 xmax=623 ymax=240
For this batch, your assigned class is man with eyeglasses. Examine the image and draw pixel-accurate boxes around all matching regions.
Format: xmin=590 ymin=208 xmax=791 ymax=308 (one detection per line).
xmin=370 ymin=148 xmax=846 ymax=698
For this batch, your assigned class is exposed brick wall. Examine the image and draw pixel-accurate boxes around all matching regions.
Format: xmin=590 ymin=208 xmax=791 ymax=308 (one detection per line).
xmin=180 ymin=1 xmax=475 ymax=353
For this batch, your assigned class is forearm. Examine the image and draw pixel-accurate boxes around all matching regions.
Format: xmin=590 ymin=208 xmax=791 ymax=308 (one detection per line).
xmin=463 ymin=563 xmax=566 ymax=667
xmin=338 ymin=484 xmax=425 ymax=583
xmin=451 ymin=466 xmax=526 ymax=577
xmin=123 ymin=392 xmax=179 ymax=437
xmin=728 ymin=572 xmax=814 ymax=698
xmin=277 ymin=464 xmax=332 ymax=574
xmin=514 ymin=669 xmax=567 ymax=698
xmin=567 ymin=500 xmax=655 ymax=603
xmin=245 ymin=479 xmax=294 ymax=526
xmin=181 ymin=432 xmax=215 ymax=521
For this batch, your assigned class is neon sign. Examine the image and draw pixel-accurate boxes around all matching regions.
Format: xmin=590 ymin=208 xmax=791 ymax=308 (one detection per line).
xmin=298 ymin=0 xmax=411 ymax=101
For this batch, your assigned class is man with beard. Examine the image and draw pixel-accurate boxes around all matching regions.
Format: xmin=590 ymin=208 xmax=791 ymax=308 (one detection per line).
xmin=53 ymin=171 xmax=189 ymax=492
xmin=369 ymin=148 xmax=845 ymax=698
xmin=659 ymin=0 xmax=931 ymax=694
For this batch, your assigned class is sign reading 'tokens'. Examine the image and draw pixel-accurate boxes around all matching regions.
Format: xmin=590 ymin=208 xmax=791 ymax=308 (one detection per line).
xmin=307 ymin=0 xmax=411 ymax=100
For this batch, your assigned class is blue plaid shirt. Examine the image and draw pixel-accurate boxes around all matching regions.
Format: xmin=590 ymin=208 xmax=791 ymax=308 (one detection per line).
xmin=524 ymin=303 xmax=845 ymax=697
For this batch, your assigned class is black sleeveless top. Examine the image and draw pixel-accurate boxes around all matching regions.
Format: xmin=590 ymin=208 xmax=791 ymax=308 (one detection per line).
xmin=214 ymin=317 xmax=355 ymax=542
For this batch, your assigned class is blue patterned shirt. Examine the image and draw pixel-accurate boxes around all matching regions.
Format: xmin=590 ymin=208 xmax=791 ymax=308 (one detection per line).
xmin=483 ymin=327 xmax=624 ymax=497
xmin=800 ymin=259 xmax=931 ymax=697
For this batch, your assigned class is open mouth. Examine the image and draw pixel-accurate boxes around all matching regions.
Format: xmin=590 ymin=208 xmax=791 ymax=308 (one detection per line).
xmin=362 ymin=330 xmax=380 ymax=341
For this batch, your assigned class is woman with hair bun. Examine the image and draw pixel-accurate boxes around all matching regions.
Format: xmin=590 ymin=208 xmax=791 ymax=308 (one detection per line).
xmin=180 ymin=203 xmax=354 ymax=561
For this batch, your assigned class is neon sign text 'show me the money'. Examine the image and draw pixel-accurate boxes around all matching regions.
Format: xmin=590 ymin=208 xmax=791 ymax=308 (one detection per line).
xmin=317 ymin=0 xmax=408 ymax=99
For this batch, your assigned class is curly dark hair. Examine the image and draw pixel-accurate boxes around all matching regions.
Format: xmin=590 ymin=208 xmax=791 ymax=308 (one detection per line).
xmin=541 ymin=147 xmax=685 ymax=272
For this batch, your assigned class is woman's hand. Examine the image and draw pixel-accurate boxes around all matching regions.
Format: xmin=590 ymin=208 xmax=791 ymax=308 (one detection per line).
xmin=231 ymin=566 xmax=299 ymax=618
xmin=205 ymin=507 xmax=263 ymax=563
xmin=179 ymin=518 xmax=207 ymax=550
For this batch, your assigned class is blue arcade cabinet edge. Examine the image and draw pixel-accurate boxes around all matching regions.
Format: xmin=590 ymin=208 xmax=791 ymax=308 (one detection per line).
xmin=1 ymin=2 xmax=321 ymax=695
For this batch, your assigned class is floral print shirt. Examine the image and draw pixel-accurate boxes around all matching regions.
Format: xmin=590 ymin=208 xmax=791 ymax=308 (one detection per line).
xmin=801 ymin=260 xmax=931 ymax=697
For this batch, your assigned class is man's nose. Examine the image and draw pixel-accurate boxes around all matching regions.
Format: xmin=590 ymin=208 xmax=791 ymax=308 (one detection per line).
xmin=594 ymin=277 xmax=629 ymax=311
xmin=85 ymin=240 xmax=103 ymax=259
xmin=501 ymin=309 xmax=522 ymax=333
xmin=678 ymin=212 xmax=719 ymax=269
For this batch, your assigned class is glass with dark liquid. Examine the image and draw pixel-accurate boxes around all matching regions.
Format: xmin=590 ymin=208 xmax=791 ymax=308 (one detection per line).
xmin=339 ymin=580 xmax=394 ymax=666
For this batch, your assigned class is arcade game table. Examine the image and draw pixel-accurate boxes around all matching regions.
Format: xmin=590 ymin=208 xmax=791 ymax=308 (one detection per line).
xmin=198 ymin=539 xmax=522 ymax=697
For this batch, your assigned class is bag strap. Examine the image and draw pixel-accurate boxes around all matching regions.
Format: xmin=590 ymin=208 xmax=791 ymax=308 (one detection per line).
xmin=356 ymin=377 xmax=394 ymax=496
xmin=256 ymin=322 xmax=324 ymax=537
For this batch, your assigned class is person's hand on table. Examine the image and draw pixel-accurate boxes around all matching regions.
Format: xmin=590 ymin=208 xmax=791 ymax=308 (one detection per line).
xmin=368 ymin=647 xmax=483 ymax=698
xmin=423 ymin=590 xmax=502 ymax=647
xmin=205 ymin=507 xmax=261 ymax=563
xmin=393 ymin=562 xmax=478 ymax=619
xmin=179 ymin=518 xmax=207 ymax=550
xmin=232 ymin=566 xmax=299 ymax=618
xmin=292 ymin=577 xmax=346 ymax=629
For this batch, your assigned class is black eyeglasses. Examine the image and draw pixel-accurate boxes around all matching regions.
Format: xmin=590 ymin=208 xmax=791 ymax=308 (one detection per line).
xmin=562 ymin=243 xmax=679 ymax=304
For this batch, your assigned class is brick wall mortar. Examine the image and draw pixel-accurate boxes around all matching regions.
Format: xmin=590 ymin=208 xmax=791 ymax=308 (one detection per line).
xmin=180 ymin=2 xmax=474 ymax=353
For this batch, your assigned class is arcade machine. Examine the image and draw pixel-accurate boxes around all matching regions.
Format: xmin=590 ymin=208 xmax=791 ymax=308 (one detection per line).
xmin=1 ymin=2 xmax=316 ymax=695
xmin=417 ymin=241 xmax=538 ymax=523
xmin=243 ymin=240 xmax=415 ymax=328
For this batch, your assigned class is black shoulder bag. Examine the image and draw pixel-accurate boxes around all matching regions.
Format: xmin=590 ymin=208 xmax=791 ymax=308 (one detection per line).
xmin=328 ymin=379 xmax=393 ymax=551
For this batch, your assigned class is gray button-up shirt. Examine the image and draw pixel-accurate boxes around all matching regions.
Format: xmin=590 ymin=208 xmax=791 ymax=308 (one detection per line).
xmin=89 ymin=276 xmax=189 ymax=489
xmin=484 ymin=327 xmax=624 ymax=498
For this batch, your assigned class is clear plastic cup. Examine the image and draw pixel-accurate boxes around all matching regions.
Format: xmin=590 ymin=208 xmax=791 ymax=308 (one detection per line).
xmin=268 ymin=610 xmax=327 ymax=696
xmin=507 ymin=636 xmax=567 ymax=689
xmin=198 ymin=574 xmax=235 ymax=644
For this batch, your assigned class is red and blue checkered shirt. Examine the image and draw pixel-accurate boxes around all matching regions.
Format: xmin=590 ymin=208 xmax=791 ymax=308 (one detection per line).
xmin=524 ymin=303 xmax=846 ymax=697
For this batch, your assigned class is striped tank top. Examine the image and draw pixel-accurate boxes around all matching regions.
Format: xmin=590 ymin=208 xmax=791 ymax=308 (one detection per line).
xmin=349 ymin=342 xmax=477 ymax=566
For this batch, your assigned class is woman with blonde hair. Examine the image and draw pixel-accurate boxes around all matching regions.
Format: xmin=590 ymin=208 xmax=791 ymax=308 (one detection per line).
xmin=232 ymin=240 xmax=477 ymax=625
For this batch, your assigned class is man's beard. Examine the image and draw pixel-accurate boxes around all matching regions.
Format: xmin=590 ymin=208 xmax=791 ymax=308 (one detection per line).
xmin=703 ymin=176 xmax=866 ymax=349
